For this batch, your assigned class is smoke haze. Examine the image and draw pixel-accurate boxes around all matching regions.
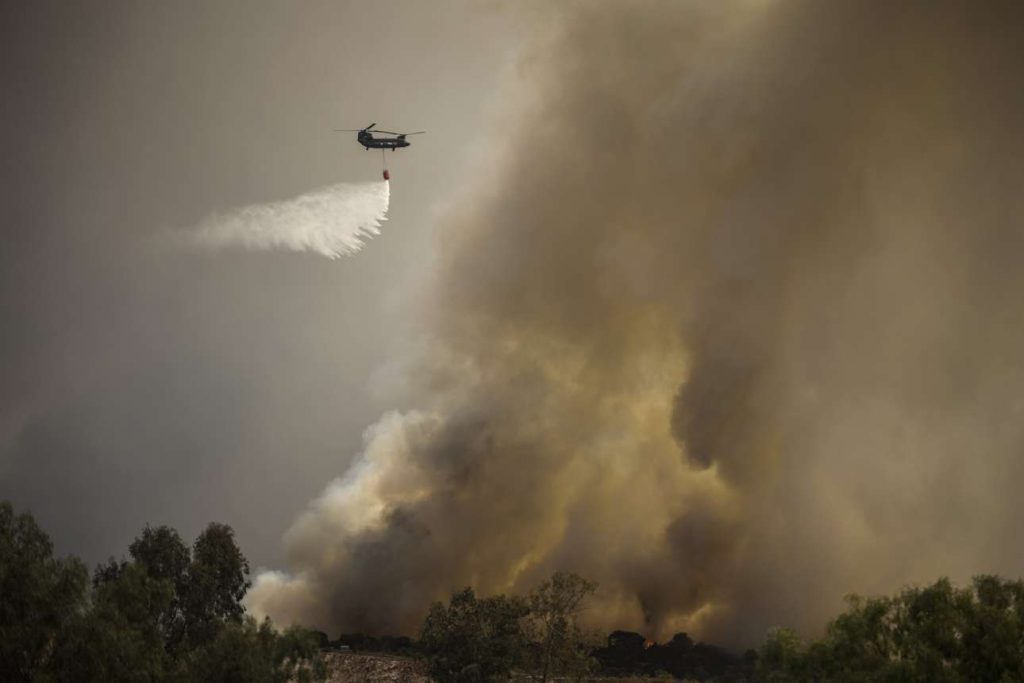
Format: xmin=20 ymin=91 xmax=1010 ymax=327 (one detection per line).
xmin=188 ymin=181 xmax=390 ymax=258
xmin=0 ymin=0 xmax=519 ymax=580
xmin=249 ymin=1 xmax=1024 ymax=646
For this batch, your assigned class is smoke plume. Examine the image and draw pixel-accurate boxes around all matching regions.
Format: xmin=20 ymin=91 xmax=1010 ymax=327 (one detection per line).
xmin=248 ymin=1 xmax=1024 ymax=646
xmin=189 ymin=181 xmax=390 ymax=258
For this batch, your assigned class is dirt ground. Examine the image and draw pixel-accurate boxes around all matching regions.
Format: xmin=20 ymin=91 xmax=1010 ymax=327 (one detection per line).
xmin=321 ymin=651 xmax=432 ymax=682
xmin=320 ymin=652 xmax=685 ymax=682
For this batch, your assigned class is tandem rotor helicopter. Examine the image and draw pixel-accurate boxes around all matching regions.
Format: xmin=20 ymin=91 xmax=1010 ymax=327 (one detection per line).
xmin=334 ymin=123 xmax=425 ymax=180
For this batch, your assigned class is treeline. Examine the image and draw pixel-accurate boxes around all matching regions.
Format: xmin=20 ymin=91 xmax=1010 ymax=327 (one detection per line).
xmin=593 ymin=631 xmax=752 ymax=681
xmin=7 ymin=499 xmax=1024 ymax=681
xmin=322 ymin=575 xmax=1024 ymax=682
xmin=361 ymin=573 xmax=751 ymax=682
xmin=410 ymin=575 xmax=1024 ymax=681
xmin=759 ymin=576 xmax=1024 ymax=682
xmin=421 ymin=573 xmax=598 ymax=681
xmin=0 ymin=501 xmax=324 ymax=682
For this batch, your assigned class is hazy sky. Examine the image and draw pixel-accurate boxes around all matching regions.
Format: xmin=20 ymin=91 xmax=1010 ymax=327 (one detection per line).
xmin=5 ymin=1 xmax=1024 ymax=648
xmin=0 ymin=0 xmax=521 ymax=569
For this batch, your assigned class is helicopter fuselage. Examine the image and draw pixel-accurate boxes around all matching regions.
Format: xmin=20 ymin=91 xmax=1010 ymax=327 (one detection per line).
xmin=358 ymin=131 xmax=410 ymax=150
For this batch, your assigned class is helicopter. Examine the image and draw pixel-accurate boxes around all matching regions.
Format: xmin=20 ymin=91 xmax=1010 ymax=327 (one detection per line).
xmin=334 ymin=123 xmax=425 ymax=151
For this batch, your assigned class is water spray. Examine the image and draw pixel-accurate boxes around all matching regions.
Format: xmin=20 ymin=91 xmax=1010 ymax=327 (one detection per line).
xmin=187 ymin=180 xmax=390 ymax=258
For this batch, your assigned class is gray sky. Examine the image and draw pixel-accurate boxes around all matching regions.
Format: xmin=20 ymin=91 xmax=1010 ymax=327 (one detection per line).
xmin=5 ymin=0 xmax=1024 ymax=648
xmin=0 ymin=0 xmax=521 ymax=569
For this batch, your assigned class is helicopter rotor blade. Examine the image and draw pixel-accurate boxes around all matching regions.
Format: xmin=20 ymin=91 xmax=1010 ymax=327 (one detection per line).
xmin=331 ymin=125 xmax=423 ymax=135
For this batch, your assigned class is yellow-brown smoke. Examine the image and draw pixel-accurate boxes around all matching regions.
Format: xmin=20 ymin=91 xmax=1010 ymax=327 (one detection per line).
xmin=248 ymin=1 xmax=1024 ymax=646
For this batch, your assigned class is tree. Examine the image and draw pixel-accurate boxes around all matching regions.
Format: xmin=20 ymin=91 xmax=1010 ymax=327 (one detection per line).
xmin=184 ymin=617 xmax=326 ymax=683
xmin=526 ymin=572 xmax=598 ymax=682
xmin=962 ymin=574 xmax=1024 ymax=681
xmin=272 ymin=625 xmax=329 ymax=683
xmin=421 ymin=587 xmax=530 ymax=682
xmin=125 ymin=524 xmax=192 ymax=651
xmin=92 ymin=557 xmax=128 ymax=587
xmin=49 ymin=563 xmax=175 ymax=682
xmin=182 ymin=522 xmax=251 ymax=647
xmin=129 ymin=525 xmax=191 ymax=591
xmin=757 ymin=576 xmax=1024 ymax=682
xmin=756 ymin=628 xmax=805 ymax=683
xmin=0 ymin=501 xmax=88 ymax=682
xmin=0 ymin=500 xmax=324 ymax=681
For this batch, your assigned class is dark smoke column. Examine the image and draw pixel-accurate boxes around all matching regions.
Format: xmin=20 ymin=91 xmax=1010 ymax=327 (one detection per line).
xmin=249 ymin=0 xmax=1024 ymax=647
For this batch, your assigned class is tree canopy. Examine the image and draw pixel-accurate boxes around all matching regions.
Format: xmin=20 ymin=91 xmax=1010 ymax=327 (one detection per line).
xmin=421 ymin=572 xmax=598 ymax=682
xmin=10 ymin=496 xmax=1024 ymax=683
xmin=421 ymin=587 xmax=530 ymax=682
xmin=527 ymin=571 xmax=598 ymax=682
xmin=0 ymin=501 xmax=88 ymax=682
xmin=0 ymin=500 xmax=323 ymax=682
xmin=758 ymin=576 xmax=1024 ymax=682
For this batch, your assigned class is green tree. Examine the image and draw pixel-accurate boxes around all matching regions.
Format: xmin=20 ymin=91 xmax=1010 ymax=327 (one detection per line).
xmin=126 ymin=524 xmax=192 ymax=651
xmin=48 ymin=563 xmax=175 ymax=682
xmin=961 ymin=575 xmax=1024 ymax=682
xmin=757 ymin=576 xmax=1024 ymax=682
xmin=184 ymin=617 xmax=326 ymax=683
xmin=0 ymin=501 xmax=324 ymax=682
xmin=757 ymin=627 xmax=806 ymax=683
xmin=129 ymin=525 xmax=191 ymax=591
xmin=421 ymin=587 xmax=530 ymax=682
xmin=526 ymin=572 xmax=598 ymax=682
xmin=0 ymin=501 xmax=88 ymax=682
xmin=182 ymin=522 xmax=251 ymax=647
